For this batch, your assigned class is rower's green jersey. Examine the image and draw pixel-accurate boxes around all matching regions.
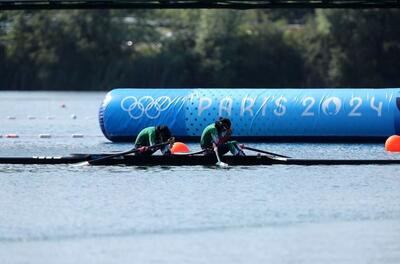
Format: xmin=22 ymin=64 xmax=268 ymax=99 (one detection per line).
xmin=200 ymin=124 xmax=219 ymax=149
xmin=135 ymin=126 xmax=157 ymax=146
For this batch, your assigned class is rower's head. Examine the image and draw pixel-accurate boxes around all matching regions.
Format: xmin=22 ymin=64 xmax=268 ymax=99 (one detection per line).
xmin=156 ymin=125 xmax=172 ymax=141
xmin=215 ymin=118 xmax=231 ymax=132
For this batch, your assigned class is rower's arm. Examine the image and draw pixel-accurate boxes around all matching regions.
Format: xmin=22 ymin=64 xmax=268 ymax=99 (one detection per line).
xmin=160 ymin=144 xmax=172 ymax=155
xmin=148 ymin=129 xmax=157 ymax=146
xmin=211 ymin=129 xmax=221 ymax=146
xmin=219 ymin=128 xmax=232 ymax=144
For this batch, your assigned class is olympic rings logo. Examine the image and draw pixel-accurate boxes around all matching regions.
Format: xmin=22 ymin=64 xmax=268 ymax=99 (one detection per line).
xmin=120 ymin=96 xmax=172 ymax=119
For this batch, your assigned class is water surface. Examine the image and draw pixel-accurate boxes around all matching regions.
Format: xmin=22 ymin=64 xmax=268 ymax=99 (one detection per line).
xmin=0 ymin=91 xmax=399 ymax=264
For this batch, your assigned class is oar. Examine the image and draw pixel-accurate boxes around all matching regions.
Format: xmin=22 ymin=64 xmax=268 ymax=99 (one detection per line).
xmin=214 ymin=146 xmax=228 ymax=167
xmin=240 ymin=145 xmax=290 ymax=159
xmin=173 ymin=149 xmax=206 ymax=156
xmin=78 ymin=140 xmax=173 ymax=166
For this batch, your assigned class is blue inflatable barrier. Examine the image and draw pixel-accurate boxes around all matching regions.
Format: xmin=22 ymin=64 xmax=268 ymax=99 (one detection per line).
xmin=99 ymin=88 xmax=400 ymax=142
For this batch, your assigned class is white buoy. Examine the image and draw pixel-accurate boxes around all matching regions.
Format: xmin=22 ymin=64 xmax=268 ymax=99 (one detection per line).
xmin=71 ymin=114 xmax=77 ymax=119
xmin=39 ymin=134 xmax=51 ymax=139
xmin=7 ymin=116 xmax=16 ymax=120
xmin=72 ymin=134 xmax=84 ymax=138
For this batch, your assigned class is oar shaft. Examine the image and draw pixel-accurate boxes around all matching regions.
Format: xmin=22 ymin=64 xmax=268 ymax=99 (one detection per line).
xmin=214 ymin=146 xmax=228 ymax=167
xmin=87 ymin=141 xmax=170 ymax=165
xmin=214 ymin=148 xmax=222 ymax=163
xmin=242 ymin=146 xmax=290 ymax=158
xmin=88 ymin=148 xmax=136 ymax=164
xmin=173 ymin=149 xmax=206 ymax=156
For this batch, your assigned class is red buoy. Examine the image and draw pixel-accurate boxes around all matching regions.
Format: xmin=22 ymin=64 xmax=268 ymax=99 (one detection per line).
xmin=385 ymin=135 xmax=400 ymax=152
xmin=171 ymin=142 xmax=190 ymax=154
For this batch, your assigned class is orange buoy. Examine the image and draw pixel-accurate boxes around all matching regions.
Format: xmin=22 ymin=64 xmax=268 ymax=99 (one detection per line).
xmin=171 ymin=142 xmax=190 ymax=154
xmin=385 ymin=135 xmax=400 ymax=152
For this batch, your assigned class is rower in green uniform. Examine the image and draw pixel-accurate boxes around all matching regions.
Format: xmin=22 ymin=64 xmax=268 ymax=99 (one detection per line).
xmin=135 ymin=125 xmax=174 ymax=155
xmin=200 ymin=118 xmax=245 ymax=156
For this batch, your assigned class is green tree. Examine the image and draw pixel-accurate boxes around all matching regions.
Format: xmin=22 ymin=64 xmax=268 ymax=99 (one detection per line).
xmin=302 ymin=9 xmax=400 ymax=87
xmin=194 ymin=10 xmax=303 ymax=87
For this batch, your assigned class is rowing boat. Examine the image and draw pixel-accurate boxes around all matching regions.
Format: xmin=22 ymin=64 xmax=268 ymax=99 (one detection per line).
xmin=0 ymin=154 xmax=399 ymax=166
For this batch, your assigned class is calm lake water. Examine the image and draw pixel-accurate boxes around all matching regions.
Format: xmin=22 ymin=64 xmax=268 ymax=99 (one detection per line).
xmin=0 ymin=91 xmax=399 ymax=264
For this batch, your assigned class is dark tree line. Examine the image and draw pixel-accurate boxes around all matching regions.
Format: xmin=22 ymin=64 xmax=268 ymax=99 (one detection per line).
xmin=0 ymin=9 xmax=399 ymax=90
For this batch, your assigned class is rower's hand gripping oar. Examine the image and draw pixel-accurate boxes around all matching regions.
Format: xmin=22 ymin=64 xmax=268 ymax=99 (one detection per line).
xmin=213 ymin=144 xmax=228 ymax=168
xmin=240 ymin=145 xmax=290 ymax=160
xmin=77 ymin=138 xmax=175 ymax=166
